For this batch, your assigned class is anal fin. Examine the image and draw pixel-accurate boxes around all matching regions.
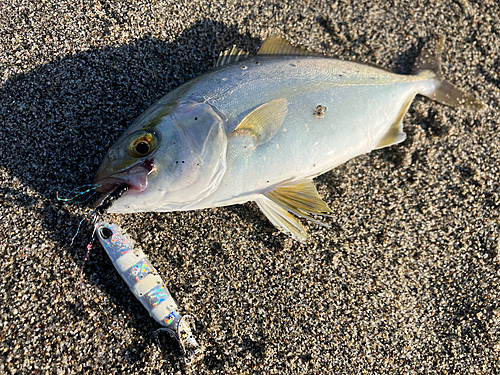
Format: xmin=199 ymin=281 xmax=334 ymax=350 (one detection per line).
xmin=374 ymin=96 xmax=412 ymax=150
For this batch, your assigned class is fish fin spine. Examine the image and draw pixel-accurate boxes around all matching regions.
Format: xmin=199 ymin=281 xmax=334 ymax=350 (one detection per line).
xmin=263 ymin=179 xmax=333 ymax=219
xmin=255 ymin=195 xmax=309 ymax=241
xmin=254 ymin=179 xmax=333 ymax=240
xmin=413 ymin=35 xmax=485 ymax=111
xmin=215 ymin=45 xmax=250 ymax=68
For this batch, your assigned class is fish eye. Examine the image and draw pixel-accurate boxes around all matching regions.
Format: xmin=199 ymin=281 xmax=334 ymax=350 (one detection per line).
xmin=100 ymin=227 xmax=113 ymax=239
xmin=128 ymin=131 xmax=158 ymax=158
xmin=135 ymin=141 xmax=150 ymax=155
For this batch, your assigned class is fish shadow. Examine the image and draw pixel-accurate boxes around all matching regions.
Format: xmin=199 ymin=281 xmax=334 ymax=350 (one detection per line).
xmin=0 ymin=19 xmax=262 ymax=206
xmin=0 ymin=19 xmax=262 ymax=366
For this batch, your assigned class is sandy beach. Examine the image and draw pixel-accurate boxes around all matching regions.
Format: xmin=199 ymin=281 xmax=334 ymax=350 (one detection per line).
xmin=1 ymin=0 xmax=499 ymax=373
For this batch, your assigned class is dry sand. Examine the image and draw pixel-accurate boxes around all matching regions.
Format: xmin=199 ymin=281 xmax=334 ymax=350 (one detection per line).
xmin=1 ymin=0 xmax=499 ymax=373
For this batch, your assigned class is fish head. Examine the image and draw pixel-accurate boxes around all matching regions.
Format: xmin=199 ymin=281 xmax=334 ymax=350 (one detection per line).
xmin=94 ymin=100 xmax=228 ymax=212
xmin=94 ymin=128 xmax=159 ymax=194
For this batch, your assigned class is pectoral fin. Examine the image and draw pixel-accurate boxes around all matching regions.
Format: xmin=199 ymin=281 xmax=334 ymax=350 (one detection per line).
xmin=256 ymin=179 xmax=332 ymax=240
xmin=231 ymin=98 xmax=288 ymax=146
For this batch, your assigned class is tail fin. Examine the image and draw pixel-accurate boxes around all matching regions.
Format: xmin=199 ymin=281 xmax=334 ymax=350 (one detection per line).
xmin=413 ymin=35 xmax=485 ymax=111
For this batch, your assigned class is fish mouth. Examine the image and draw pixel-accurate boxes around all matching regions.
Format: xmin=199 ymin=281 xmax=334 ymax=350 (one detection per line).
xmin=94 ymin=158 xmax=155 ymax=194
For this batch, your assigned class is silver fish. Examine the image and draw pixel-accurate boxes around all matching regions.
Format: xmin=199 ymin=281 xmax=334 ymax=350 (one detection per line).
xmin=94 ymin=36 xmax=484 ymax=240
xmin=95 ymin=221 xmax=202 ymax=365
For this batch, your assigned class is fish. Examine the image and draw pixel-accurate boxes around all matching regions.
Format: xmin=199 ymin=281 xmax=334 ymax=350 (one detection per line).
xmin=95 ymin=221 xmax=203 ymax=365
xmin=94 ymin=35 xmax=484 ymax=240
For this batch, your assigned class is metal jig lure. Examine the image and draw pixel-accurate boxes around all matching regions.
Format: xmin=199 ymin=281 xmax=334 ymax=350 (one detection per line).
xmin=95 ymin=221 xmax=203 ymax=365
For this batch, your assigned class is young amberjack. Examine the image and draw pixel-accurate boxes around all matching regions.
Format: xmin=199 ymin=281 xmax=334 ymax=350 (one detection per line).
xmin=94 ymin=36 xmax=484 ymax=240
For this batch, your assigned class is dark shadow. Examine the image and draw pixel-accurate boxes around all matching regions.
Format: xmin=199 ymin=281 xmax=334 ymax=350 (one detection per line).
xmin=0 ymin=19 xmax=262 ymax=204
xmin=203 ymin=337 xmax=230 ymax=370
xmin=0 ymin=19 xmax=262 ymax=365
xmin=239 ymin=333 xmax=265 ymax=359
xmin=390 ymin=39 xmax=426 ymax=75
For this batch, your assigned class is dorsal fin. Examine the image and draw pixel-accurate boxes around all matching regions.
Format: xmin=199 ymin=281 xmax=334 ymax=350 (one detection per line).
xmin=214 ymin=45 xmax=250 ymax=68
xmin=358 ymin=60 xmax=395 ymax=73
xmin=257 ymin=36 xmax=323 ymax=56
xmin=231 ymin=98 xmax=288 ymax=146
xmin=374 ymin=96 xmax=412 ymax=149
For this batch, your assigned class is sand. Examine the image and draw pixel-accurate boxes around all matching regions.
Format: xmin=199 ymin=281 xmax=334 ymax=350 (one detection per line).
xmin=1 ymin=0 xmax=499 ymax=373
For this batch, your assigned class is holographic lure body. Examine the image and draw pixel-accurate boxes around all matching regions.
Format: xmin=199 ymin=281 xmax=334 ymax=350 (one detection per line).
xmin=95 ymin=221 xmax=202 ymax=365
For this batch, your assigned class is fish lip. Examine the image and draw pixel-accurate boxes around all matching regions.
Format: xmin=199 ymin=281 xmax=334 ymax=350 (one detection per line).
xmin=94 ymin=158 xmax=154 ymax=194
xmin=94 ymin=177 xmax=132 ymax=193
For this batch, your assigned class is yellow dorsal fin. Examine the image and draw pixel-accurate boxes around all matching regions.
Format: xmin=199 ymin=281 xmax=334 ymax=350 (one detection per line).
xmin=232 ymin=98 xmax=288 ymax=146
xmin=255 ymin=195 xmax=308 ymax=241
xmin=257 ymin=36 xmax=323 ymax=56
xmin=263 ymin=179 xmax=332 ymax=229
xmin=374 ymin=95 xmax=413 ymax=149
xmin=214 ymin=45 xmax=250 ymax=68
